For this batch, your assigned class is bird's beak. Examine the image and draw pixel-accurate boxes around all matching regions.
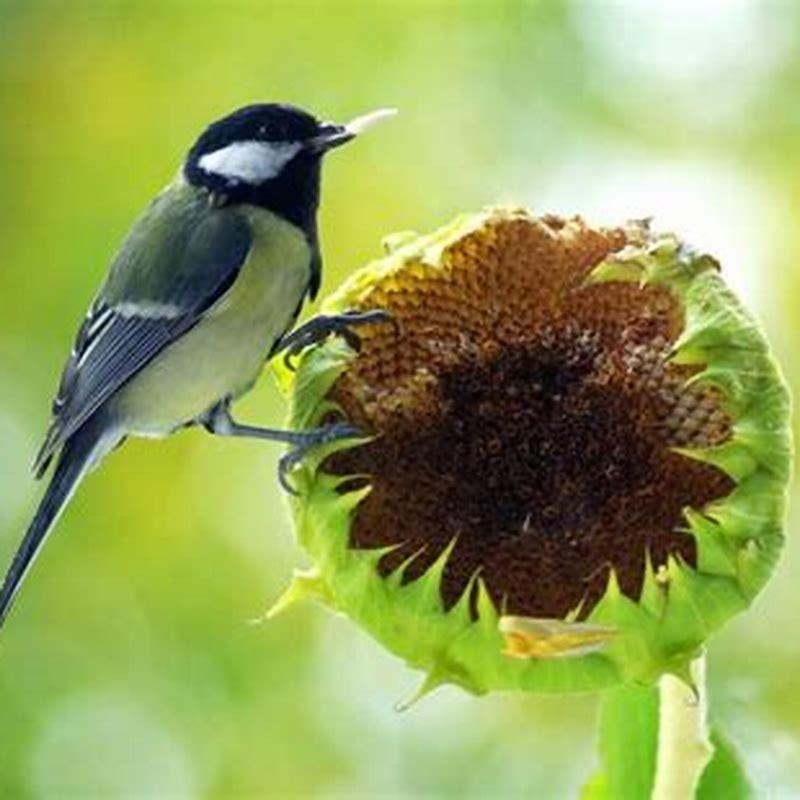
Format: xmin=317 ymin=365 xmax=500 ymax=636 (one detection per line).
xmin=307 ymin=108 xmax=398 ymax=154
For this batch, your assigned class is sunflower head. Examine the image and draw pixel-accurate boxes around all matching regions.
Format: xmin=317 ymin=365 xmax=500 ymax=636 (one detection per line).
xmin=273 ymin=209 xmax=791 ymax=697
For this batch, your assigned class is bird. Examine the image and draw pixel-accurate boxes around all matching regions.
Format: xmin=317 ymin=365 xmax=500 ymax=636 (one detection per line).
xmin=0 ymin=102 xmax=396 ymax=629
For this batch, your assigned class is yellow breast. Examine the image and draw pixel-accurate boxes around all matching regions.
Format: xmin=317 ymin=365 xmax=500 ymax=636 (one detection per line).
xmin=113 ymin=207 xmax=311 ymax=436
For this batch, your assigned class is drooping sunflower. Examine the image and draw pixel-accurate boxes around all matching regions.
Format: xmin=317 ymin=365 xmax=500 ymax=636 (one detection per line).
xmin=273 ymin=208 xmax=791 ymax=698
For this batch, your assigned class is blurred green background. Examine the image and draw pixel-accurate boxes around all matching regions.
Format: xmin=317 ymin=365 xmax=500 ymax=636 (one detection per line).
xmin=1 ymin=1 xmax=798 ymax=797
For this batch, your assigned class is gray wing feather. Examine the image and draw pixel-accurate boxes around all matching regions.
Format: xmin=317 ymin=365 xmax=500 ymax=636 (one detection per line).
xmin=35 ymin=184 xmax=252 ymax=476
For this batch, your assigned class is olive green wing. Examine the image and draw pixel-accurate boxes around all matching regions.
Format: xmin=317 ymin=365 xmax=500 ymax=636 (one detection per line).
xmin=35 ymin=182 xmax=252 ymax=475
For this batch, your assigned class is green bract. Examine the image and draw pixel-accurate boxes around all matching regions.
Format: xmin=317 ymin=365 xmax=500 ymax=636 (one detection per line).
xmin=272 ymin=209 xmax=791 ymax=697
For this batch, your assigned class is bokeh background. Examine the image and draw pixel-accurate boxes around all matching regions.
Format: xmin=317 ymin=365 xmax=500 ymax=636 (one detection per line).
xmin=1 ymin=1 xmax=799 ymax=797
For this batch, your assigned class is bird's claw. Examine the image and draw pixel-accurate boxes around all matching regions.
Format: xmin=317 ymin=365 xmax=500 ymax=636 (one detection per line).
xmin=281 ymin=309 xmax=394 ymax=371
xmin=277 ymin=422 xmax=363 ymax=494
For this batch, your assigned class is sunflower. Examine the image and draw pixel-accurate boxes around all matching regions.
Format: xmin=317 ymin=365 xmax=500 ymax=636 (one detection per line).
xmin=274 ymin=208 xmax=791 ymax=697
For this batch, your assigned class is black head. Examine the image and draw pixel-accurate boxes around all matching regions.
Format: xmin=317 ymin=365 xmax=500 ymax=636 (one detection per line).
xmin=184 ymin=103 xmax=393 ymax=232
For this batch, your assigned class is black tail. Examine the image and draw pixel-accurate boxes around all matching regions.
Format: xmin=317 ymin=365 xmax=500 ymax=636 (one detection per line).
xmin=0 ymin=420 xmax=107 ymax=627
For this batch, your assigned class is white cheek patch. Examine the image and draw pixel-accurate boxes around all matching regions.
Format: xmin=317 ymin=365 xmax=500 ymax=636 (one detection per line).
xmin=198 ymin=140 xmax=302 ymax=185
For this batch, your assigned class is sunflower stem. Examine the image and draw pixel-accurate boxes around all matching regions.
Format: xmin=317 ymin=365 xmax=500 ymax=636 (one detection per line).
xmin=652 ymin=655 xmax=714 ymax=800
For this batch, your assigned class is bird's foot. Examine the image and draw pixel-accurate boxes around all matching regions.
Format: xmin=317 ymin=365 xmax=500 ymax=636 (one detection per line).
xmin=279 ymin=309 xmax=394 ymax=370
xmin=277 ymin=422 xmax=363 ymax=494
xmin=202 ymin=400 xmax=363 ymax=495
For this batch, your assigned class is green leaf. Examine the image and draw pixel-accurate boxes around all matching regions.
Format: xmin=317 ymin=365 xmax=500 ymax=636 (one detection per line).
xmin=697 ymin=731 xmax=754 ymax=800
xmin=586 ymin=686 xmax=754 ymax=800
xmin=587 ymin=684 xmax=659 ymax=800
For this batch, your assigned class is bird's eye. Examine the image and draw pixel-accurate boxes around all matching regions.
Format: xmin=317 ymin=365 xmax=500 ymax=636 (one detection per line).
xmin=257 ymin=125 xmax=268 ymax=137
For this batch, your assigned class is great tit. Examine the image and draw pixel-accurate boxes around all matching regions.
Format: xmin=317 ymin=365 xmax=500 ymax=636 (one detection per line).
xmin=0 ymin=102 xmax=395 ymax=628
